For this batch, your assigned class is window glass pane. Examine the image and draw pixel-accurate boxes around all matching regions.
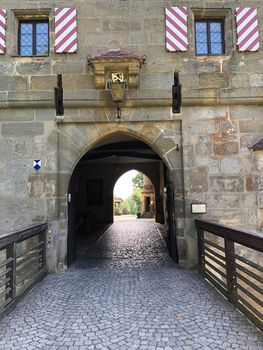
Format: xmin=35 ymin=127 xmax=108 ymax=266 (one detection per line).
xmin=196 ymin=32 xmax=207 ymax=43
xmin=195 ymin=21 xmax=208 ymax=55
xmin=196 ymin=42 xmax=208 ymax=55
xmin=195 ymin=20 xmax=224 ymax=55
xmin=20 ymin=23 xmax=33 ymax=35
xmin=20 ymin=45 xmax=33 ymax=56
xmin=20 ymin=23 xmax=33 ymax=56
xmin=211 ymin=42 xmax=223 ymax=54
xmin=196 ymin=22 xmax=207 ymax=33
xmin=210 ymin=22 xmax=221 ymax=32
xmin=36 ymin=22 xmax=49 ymax=55
xmin=209 ymin=21 xmax=224 ymax=54
xmin=210 ymin=32 xmax=222 ymax=43
xmin=19 ymin=21 xmax=49 ymax=56
xmin=36 ymin=23 xmax=48 ymax=34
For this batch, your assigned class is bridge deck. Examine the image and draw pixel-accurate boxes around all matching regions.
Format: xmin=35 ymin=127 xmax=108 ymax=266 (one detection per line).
xmin=0 ymin=219 xmax=262 ymax=350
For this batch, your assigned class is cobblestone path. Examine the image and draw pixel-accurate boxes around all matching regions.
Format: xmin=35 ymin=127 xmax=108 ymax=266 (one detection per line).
xmin=0 ymin=219 xmax=262 ymax=350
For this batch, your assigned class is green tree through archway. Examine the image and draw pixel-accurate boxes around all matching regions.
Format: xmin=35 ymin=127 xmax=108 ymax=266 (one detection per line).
xmin=114 ymin=172 xmax=143 ymax=216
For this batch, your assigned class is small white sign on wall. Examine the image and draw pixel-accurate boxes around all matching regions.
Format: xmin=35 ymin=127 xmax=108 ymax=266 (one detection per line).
xmin=191 ymin=203 xmax=206 ymax=214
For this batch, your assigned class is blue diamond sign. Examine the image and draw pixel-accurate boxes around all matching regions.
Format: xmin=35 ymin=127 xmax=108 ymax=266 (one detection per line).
xmin=33 ymin=160 xmax=41 ymax=171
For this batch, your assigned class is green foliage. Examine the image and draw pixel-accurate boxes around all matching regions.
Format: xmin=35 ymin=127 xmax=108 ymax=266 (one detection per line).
xmin=119 ymin=187 xmax=142 ymax=215
xmin=115 ymin=172 xmax=143 ymax=215
xmin=132 ymin=172 xmax=143 ymax=189
xmin=119 ymin=200 xmax=131 ymax=215
xmin=131 ymin=187 xmax=142 ymax=213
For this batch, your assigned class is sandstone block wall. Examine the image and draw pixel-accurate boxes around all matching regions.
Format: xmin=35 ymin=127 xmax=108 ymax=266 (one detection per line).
xmin=0 ymin=0 xmax=262 ymax=270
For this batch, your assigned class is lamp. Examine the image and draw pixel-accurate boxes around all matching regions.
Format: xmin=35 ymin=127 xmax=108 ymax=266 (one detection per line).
xmin=108 ymin=81 xmax=126 ymax=103
xmin=107 ymin=73 xmax=127 ymax=120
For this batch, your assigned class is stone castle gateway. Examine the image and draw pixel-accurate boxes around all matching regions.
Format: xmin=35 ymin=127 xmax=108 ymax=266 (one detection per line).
xmin=0 ymin=1 xmax=263 ymax=272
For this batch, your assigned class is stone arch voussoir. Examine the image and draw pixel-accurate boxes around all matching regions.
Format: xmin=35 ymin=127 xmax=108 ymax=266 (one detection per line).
xmin=58 ymin=122 xmax=178 ymax=196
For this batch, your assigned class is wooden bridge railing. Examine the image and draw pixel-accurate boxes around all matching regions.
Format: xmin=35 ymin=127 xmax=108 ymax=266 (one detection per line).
xmin=0 ymin=223 xmax=47 ymax=318
xmin=196 ymin=219 xmax=263 ymax=331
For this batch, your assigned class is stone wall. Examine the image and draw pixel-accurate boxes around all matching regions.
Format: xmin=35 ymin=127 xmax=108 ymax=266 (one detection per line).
xmin=0 ymin=0 xmax=262 ymax=270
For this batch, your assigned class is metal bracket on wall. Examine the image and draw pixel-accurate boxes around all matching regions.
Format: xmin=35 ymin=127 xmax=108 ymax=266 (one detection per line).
xmin=55 ymin=74 xmax=64 ymax=117
xmin=172 ymin=72 xmax=181 ymax=114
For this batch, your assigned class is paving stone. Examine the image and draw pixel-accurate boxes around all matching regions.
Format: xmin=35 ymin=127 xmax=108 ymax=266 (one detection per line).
xmin=0 ymin=219 xmax=262 ymax=350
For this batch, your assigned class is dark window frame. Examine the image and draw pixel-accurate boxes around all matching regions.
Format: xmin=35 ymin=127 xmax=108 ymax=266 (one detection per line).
xmin=18 ymin=20 xmax=49 ymax=56
xmin=195 ymin=19 xmax=225 ymax=55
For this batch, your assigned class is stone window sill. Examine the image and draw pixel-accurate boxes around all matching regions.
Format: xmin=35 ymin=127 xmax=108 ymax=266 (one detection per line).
xmin=11 ymin=55 xmax=49 ymax=58
xmin=195 ymin=54 xmax=231 ymax=59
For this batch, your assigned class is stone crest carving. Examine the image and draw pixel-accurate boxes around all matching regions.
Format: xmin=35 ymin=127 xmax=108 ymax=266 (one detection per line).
xmin=88 ymin=48 xmax=146 ymax=89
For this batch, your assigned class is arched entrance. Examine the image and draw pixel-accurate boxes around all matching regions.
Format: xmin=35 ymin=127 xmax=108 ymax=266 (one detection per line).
xmin=115 ymin=171 xmax=157 ymax=220
xmin=52 ymin=121 xmax=185 ymax=272
xmin=66 ymin=133 xmax=179 ymax=266
xmin=114 ymin=170 xmax=157 ymax=221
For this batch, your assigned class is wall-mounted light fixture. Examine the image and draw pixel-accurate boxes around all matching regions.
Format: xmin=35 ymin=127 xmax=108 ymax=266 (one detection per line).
xmin=88 ymin=48 xmax=145 ymax=120
xmin=107 ymin=73 xmax=127 ymax=119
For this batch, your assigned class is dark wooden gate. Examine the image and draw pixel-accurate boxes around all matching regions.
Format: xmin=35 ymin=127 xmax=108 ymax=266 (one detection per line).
xmin=165 ymin=168 xmax=178 ymax=263
xmin=67 ymin=173 xmax=77 ymax=266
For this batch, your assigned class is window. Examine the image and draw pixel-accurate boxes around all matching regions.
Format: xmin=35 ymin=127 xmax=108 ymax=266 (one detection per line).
xmin=18 ymin=21 xmax=49 ymax=56
xmin=195 ymin=20 xmax=224 ymax=55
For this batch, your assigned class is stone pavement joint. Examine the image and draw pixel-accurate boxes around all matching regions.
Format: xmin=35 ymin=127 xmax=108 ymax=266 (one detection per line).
xmin=0 ymin=219 xmax=262 ymax=350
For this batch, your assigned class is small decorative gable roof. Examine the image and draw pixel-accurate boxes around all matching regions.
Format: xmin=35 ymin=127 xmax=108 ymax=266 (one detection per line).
xmin=89 ymin=48 xmax=145 ymax=62
xmin=249 ymin=138 xmax=263 ymax=151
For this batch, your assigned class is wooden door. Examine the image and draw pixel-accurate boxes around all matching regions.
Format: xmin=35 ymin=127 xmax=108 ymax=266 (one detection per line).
xmin=165 ymin=169 xmax=179 ymax=263
xmin=67 ymin=173 xmax=77 ymax=266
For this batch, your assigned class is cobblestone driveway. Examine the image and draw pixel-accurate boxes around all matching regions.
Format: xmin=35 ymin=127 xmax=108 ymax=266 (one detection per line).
xmin=0 ymin=219 xmax=262 ymax=350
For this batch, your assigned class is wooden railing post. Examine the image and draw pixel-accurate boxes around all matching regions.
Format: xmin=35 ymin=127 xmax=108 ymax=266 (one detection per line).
xmin=40 ymin=229 xmax=47 ymax=270
xmin=197 ymin=227 xmax=205 ymax=277
xmin=224 ymin=237 xmax=238 ymax=305
xmin=13 ymin=242 xmax=17 ymax=300
xmin=6 ymin=242 xmax=16 ymax=301
xmin=0 ymin=223 xmax=48 ymax=319
xmin=196 ymin=219 xmax=263 ymax=331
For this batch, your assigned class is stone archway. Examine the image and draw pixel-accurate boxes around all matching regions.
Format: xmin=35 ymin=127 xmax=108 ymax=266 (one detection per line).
xmin=113 ymin=168 xmax=157 ymax=220
xmin=48 ymin=121 xmax=184 ymax=272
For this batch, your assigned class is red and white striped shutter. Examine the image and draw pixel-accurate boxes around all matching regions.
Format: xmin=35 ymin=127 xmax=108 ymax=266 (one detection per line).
xmin=0 ymin=10 xmax=7 ymax=54
xmin=236 ymin=7 xmax=260 ymax=52
xmin=165 ymin=7 xmax=188 ymax=52
xmin=55 ymin=7 xmax=78 ymax=53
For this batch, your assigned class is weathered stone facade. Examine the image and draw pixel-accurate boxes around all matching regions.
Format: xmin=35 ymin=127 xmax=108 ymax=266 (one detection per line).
xmin=0 ymin=0 xmax=262 ymax=271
